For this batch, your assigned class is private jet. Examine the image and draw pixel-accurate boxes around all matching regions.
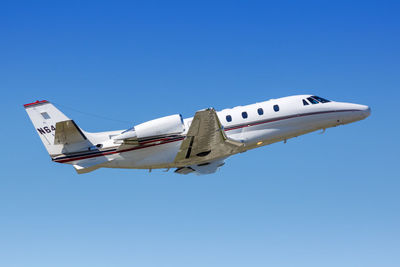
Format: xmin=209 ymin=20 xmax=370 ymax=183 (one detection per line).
xmin=24 ymin=95 xmax=370 ymax=174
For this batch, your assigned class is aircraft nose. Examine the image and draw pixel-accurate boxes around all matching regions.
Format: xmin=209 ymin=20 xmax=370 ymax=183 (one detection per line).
xmin=338 ymin=103 xmax=371 ymax=124
xmin=360 ymin=105 xmax=371 ymax=118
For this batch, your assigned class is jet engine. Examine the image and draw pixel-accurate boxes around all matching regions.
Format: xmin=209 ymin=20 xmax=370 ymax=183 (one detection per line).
xmin=114 ymin=114 xmax=185 ymax=142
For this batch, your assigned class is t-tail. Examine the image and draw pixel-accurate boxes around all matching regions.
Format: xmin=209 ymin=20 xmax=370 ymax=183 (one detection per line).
xmin=24 ymin=100 xmax=123 ymax=174
xmin=24 ymin=100 xmax=92 ymax=161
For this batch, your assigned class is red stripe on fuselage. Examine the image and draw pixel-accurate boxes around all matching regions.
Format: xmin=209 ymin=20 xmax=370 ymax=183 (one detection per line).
xmin=54 ymin=137 xmax=185 ymax=163
xmin=53 ymin=109 xmax=359 ymax=164
xmin=224 ymin=109 xmax=359 ymax=131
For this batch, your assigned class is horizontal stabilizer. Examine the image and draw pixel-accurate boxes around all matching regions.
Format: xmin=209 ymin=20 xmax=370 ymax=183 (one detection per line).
xmin=73 ymin=156 xmax=111 ymax=174
xmin=54 ymin=120 xmax=87 ymax=145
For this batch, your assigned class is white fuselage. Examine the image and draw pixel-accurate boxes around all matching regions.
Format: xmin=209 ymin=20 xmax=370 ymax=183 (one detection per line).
xmin=56 ymin=94 xmax=369 ymax=170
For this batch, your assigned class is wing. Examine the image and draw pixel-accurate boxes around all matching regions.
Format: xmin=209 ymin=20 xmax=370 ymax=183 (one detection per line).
xmin=175 ymin=158 xmax=226 ymax=175
xmin=174 ymin=108 xmax=243 ymax=166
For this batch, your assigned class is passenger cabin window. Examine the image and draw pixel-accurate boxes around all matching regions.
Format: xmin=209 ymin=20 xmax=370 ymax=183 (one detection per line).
xmin=242 ymin=112 xmax=248 ymax=119
xmin=302 ymin=99 xmax=309 ymax=106
xmin=273 ymin=105 xmax=279 ymax=112
xmin=257 ymin=108 xmax=264 ymax=115
xmin=312 ymin=96 xmax=331 ymax=103
xmin=307 ymin=97 xmax=319 ymax=104
xmin=226 ymin=115 xmax=232 ymax=122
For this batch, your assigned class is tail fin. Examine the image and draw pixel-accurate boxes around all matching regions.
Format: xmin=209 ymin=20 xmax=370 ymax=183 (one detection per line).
xmin=24 ymin=100 xmax=90 ymax=157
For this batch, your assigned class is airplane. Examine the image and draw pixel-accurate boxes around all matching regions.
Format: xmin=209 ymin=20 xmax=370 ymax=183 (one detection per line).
xmin=24 ymin=95 xmax=371 ymax=175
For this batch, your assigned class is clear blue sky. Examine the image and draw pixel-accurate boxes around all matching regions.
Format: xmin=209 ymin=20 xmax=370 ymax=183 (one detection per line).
xmin=1 ymin=1 xmax=399 ymax=266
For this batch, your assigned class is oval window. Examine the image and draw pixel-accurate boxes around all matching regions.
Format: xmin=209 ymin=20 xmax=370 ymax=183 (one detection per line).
xmin=226 ymin=115 xmax=232 ymax=122
xmin=273 ymin=105 xmax=279 ymax=112
xmin=242 ymin=112 xmax=248 ymax=119
xmin=257 ymin=108 xmax=264 ymax=115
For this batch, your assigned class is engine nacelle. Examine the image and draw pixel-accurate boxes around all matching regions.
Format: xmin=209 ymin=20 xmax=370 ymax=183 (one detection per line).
xmin=114 ymin=114 xmax=185 ymax=142
xmin=135 ymin=114 xmax=185 ymax=139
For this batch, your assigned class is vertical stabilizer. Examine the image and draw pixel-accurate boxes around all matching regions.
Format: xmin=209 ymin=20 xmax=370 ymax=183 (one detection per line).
xmin=24 ymin=100 xmax=89 ymax=156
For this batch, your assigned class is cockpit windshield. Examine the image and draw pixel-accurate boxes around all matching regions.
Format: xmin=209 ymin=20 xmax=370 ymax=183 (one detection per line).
xmin=311 ymin=96 xmax=331 ymax=103
xmin=307 ymin=97 xmax=319 ymax=104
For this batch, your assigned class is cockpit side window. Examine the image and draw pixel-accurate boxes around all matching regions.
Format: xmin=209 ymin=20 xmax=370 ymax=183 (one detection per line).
xmin=302 ymin=99 xmax=309 ymax=106
xmin=312 ymin=96 xmax=331 ymax=103
xmin=307 ymin=97 xmax=319 ymax=104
